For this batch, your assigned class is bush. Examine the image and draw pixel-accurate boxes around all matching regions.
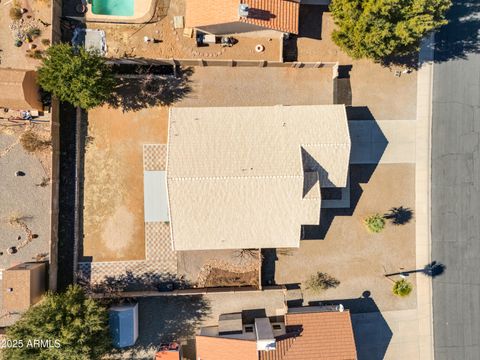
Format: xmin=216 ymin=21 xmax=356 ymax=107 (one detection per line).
xmin=9 ymin=7 xmax=23 ymax=20
xmin=330 ymin=0 xmax=452 ymax=61
xmin=27 ymin=27 xmax=41 ymax=38
xmin=3 ymin=285 xmax=111 ymax=360
xmin=392 ymin=279 xmax=413 ymax=297
xmin=37 ymin=43 xmax=115 ymax=109
xmin=41 ymin=38 xmax=50 ymax=46
xmin=305 ymin=272 xmax=340 ymax=292
xmin=364 ymin=213 xmax=386 ymax=233
xmin=19 ymin=130 xmax=50 ymax=153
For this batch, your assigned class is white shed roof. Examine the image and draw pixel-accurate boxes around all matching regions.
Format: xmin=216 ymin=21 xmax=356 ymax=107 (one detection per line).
xmin=144 ymin=171 xmax=169 ymax=222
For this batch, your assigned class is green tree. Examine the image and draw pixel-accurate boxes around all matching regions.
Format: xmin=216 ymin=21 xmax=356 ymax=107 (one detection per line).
xmin=330 ymin=0 xmax=451 ymax=61
xmin=3 ymin=285 xmax=111 ymax=360
xmin=37 ymin=43 xmax=115 ymax=110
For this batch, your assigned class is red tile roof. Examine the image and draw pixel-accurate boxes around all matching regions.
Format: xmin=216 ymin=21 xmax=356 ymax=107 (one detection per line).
xmin=282 ymin=311 xmax=357 ymax=360
xmin=240 ymin=0 xmax=299 ymax=34
xmin=195 ymin=335 xmax=258 ymax=360
xmin=185 ymin=0 xmax=300 ymax=34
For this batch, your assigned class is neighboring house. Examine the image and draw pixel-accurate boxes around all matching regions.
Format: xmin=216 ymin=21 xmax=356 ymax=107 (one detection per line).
xmin=166 ymin=105 xmax=351 ymax=251
xmin=0 ymin=69 xmax=42 ymax=111
xmin=196 ymin=306 xmax=357 ymax=360
xmin=2 ymin=262 xmax=47 ymax=312
xmin=185 ymin=0 xmax=300 ymax=35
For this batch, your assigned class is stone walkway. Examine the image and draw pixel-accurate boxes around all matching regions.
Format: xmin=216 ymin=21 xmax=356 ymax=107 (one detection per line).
xmin=78 ymin=145 xmax=177 ymax=284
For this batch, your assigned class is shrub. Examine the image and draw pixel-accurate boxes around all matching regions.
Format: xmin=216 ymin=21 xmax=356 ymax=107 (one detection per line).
xmin=392 ymin=279 xmax=413 ymax=297
xmin=364 ymin=213 xmax=386 ymax=233
xmin=3 ymin=285 xmax=111 ymax=360
xmin=27 ymin=27 xmax=41 ymax=38
xmin=305 ymin=272 xmax=340 ymax=292
xmin=19 ymin=130 xmax=51 ymax=153
xmin=9 ymin=7 xmax=23 ymax=20
xmin=41 ymin=38 xmax=50 ymax=46
xmin=38 ymin=43 xmax=115 ymax=109
xmin=330 ymin=0 xmax=452 ymax=61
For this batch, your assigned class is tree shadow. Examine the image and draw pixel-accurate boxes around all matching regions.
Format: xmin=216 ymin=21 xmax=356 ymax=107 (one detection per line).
xmin=107 ymin=67 xmax=193 ymax=112
xmin=109 ymin=296 xmax=210 ymax=359
xmin=433 ymin=0 xmax=480 ymax=62
xmin=383 ymin=206 xmax=414 ymax=225
xmin=77 ymin=270 xmax=191 ymax=295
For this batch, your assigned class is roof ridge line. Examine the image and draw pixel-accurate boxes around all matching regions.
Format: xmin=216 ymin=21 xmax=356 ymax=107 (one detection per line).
xmin=168 ymin=174 xmax=304 ymax=181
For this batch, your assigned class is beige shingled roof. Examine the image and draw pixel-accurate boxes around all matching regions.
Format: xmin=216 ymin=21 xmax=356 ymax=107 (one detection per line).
xmin=167 ymin=105 xmax=350 ymax=251
xmin=185 ymin=0 xmax=300 ymax=33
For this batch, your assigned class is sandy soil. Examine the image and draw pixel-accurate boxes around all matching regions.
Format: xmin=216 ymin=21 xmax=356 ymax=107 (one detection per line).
xmin=296 ymin=10 xmax=418 ymax=120
xmin=0 ymin=0 xmax=52 ymax=70
xmin=82 ymin=105 xmax=168 ymax=262
xmin=275 ymin=164 xmax=417 ymax=312
xmin=0 ymin=123 xmax=51 ymax=270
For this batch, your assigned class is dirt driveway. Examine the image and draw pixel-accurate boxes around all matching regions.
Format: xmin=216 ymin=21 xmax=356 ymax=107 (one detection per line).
xmin=82 ymin=106 xmax=168 ymax=262
xmin=179 ymin=66 xmax=334 ymax=107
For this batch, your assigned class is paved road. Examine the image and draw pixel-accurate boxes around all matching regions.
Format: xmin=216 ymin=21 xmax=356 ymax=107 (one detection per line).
xmin=431 ymin=1 xmax=480 ymax=359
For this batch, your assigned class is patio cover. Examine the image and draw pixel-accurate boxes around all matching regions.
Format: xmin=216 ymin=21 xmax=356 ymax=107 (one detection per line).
xmin=144 ymin=171 xmax=169 ymax=222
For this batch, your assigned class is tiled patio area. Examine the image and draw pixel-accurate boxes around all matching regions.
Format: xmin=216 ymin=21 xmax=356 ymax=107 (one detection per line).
xmin=80 ymin=136 xmax=176 ymax=283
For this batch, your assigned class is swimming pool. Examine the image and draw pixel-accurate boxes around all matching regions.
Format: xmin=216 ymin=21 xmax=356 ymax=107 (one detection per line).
xmin=91 ymin=0 xmax=134 ymax=16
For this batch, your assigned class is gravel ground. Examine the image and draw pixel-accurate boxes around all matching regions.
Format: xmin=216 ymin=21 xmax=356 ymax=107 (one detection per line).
xmin=0 ymin=126 xmax=51 ymax=271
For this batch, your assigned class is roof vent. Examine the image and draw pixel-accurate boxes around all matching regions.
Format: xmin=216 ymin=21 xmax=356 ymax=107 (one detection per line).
xmin=239 ymin=3 xmax=249 ymax=17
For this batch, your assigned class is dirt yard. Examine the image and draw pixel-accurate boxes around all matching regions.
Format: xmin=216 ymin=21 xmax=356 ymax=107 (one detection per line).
xmin=82 ymin=105 xmax=168 ymax=262
xmin=296 ymin=8 xmax=418 ymax=120
xmin=0 ymin=0 xmax=52 ymax=70
xmin=273 ymin=164 xmax=416 ymax=312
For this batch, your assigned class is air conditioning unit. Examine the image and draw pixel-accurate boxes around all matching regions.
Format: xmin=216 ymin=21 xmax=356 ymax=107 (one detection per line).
xmin=239 ymin=4 xmax=249 ymax=17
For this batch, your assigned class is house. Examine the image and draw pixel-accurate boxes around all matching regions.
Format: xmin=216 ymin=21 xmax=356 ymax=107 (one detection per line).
xmin=185 ymin=0 xmax=300 ymax=35
xmin=166 ymin=105 xmax=351 ymax=251
xmin=196 ymin=306 xmax=357 ymax=359
xmin=2 ymin=262 xmax=47 ymax=312
xmin=0 ymin=69 xmax=42 ymax=111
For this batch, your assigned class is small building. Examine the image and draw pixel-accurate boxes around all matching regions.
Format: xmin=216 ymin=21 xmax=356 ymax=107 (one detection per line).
xmin=109 ymin=303 xmax=139 ymax=348
xmin=196 ymin=306 xmax=357 ymax=359
xmin=0 ymin=69 xmax=42 ymax=111
xmin=185 ymin=0 xmax=300 ymax=35
xmin=2 ymin=262 xmax=47 ymax=312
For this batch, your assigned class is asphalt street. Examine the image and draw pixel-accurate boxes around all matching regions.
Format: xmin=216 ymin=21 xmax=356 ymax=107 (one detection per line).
xmin=431 ymin=1 xmax=480 ymax=359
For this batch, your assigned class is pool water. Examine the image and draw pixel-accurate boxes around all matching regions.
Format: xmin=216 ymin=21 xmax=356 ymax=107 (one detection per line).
xmin=91 ymin=0 xmax=134 ymax=16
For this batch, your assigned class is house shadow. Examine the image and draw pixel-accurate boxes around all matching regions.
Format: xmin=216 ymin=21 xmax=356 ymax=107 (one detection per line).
xmin=302 ymin=107 xmax=388 ymax=239
xmin=307 ymin=295 xmax=392 ymax=360
xmin=298 ymin=5 xmax=327 ymax=40
xmin=108 ymin=296 xmax=210 ymax=360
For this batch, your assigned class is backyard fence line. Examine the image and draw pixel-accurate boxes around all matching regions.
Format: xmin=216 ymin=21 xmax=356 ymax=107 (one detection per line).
xmin=48 ymin=99 xmax=61 ymax=292
xmin=108 ymin=58 xmax=339 ymax=70
xmin=89 ymin=285 xmax=286 ymax=299
xmin=72 ymin=107 xmax=83 ymax=285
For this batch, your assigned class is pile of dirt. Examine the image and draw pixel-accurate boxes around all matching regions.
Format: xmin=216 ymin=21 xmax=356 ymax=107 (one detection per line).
xmin=204 ymin=268 xmax=259 ymax=288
